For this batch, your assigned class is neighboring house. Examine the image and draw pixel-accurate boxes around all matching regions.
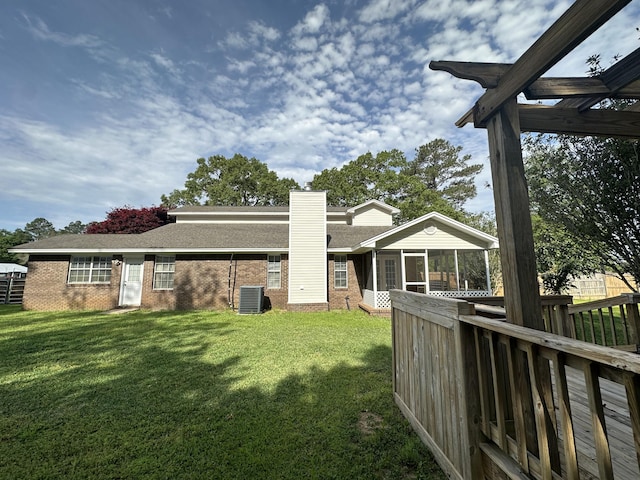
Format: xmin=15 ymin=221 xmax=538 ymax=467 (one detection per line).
xmin=0 ymin=263 xmax=27 ymax=278
xmin=10 ymin=190 xmax=499 ymax=312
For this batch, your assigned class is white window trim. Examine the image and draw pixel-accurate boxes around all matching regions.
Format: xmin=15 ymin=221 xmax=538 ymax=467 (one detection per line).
xmin=267 ymin=254 xmax=281 ymax=289
xmin=334 ymin=254 xmax=348 ymax=289
xmin=153 ymin=255 xmax=175 ymax=290
xmin=68 ymin=255 xmax=112 ymax=284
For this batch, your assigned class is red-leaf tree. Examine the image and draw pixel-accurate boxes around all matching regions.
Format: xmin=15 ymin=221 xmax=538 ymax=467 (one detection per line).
xmin=86 ymin=206 xmax=172 ymax=234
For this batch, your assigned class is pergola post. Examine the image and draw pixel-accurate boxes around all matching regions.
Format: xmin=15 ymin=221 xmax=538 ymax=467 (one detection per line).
xmin=487 ymin=99 xmax=561 ymax=473
xmin=486 ymin=98 xmax=544 ymax=330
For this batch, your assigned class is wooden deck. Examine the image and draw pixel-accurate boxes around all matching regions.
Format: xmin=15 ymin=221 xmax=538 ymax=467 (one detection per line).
xmin=391 ymin=291 xmax=640 ymax=480
xmin=563 ymin=366 xmax=638 ymax=480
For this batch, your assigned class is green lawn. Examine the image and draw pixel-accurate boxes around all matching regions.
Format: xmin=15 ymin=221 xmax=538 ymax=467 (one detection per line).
xmin=0 ymin=306 xmax=445 ymax=479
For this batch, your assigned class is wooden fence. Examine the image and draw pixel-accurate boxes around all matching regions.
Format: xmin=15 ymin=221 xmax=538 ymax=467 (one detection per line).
xmin=391 ymin=290 xmax=640 ymax=480
xmin=0 ymin=277 xmax=26 ymax=304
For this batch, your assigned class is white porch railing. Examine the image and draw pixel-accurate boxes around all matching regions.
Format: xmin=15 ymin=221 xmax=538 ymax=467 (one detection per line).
xmin=362 ymin=289 xmax=493 ymax=309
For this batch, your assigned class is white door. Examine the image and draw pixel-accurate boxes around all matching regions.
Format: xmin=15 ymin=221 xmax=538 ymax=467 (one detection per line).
xmin=119 ymin=257 xmax=144 ymax=306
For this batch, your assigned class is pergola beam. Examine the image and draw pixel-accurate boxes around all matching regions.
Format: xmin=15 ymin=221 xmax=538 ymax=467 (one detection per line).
xmin=526 ymin=78 xmax=640 ymax=100
xmin=519 ymin=105 xmax=640 ymax=138
xmin=429 ymin=61 xmax=640 ymax=100
xmin=556 ymin=47 xmax=640 ymax=111
xmin=472 ymin=0 xmax=631 ymax=127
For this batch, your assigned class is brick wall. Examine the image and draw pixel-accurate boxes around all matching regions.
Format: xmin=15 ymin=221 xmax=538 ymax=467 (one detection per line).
xmin=23 ymin=255 xmax=121 ymax=311
xmin=327 ymin=254 xmax=363 ymax=311
xmin=22 ymin=252 xmax=367 ymax=312
xmin=140 ymin=254 xmax=290 ymax=311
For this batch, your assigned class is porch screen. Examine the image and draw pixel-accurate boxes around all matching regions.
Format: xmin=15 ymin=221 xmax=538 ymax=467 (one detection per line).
xmin=457 ymin=250 xmax=487 ymax=291
xmin=428 ymin=250 xmax=457 ymax=291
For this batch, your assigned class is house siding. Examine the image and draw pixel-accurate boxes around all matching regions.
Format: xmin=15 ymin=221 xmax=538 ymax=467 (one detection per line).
xmin=377 ymin=220 xmax=489 ymax=250
xmin=351 ymin=205 xmax=394 ymax=226
xmin=288 ymin=191 xmax=328 ymax=309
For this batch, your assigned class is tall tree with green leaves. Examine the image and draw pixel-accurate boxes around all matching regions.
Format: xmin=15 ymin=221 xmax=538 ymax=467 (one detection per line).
xmin=0 ymin=229 xmax=33 ymax=263
xmin=161 ymin=154 xmax=299 ymax=207
xmin=401 ymin=139 xmax=483 ymax=210
xmin=59 ymin=221 xmax=87 ymax=234
xmin=313 ymin=140 xmax=482 ymax=222
xmin=312 ymin=150 xmax=406 ymax=207
xmin=24 ymin=218 xmax=56 ymax=241
xmin=525 ymin=133 xmax=640 ymax=292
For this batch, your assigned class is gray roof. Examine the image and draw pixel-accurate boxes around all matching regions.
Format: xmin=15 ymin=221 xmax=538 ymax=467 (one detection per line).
xmin=170 ymin=205 xmax=348 ymax=214
xmin=11 ymin=223 xmax=393 ymax=253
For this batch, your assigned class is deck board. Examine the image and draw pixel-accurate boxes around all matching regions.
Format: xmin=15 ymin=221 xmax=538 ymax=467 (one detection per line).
xmin=560 ymin=366 xmax=638 ymax=480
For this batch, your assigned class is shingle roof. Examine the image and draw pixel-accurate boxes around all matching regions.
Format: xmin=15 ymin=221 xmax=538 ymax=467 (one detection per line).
xmin=11 ymin=223 xmax=394 ymax=253
xmin=169 ymin=205 xmax=348 ymax=214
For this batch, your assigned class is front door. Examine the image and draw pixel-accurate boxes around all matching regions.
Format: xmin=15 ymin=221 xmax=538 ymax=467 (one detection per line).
xmin=119 ymin=257 xmax=144 ymax=306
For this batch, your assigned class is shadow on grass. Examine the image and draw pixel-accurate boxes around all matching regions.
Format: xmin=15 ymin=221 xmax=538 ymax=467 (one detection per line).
xmin=0 ymin=310 xmax=445 ymax=480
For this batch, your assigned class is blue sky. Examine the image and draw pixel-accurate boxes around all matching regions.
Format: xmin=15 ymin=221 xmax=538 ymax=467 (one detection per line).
xmin=1 ymin=0 xmax=639 ymax=231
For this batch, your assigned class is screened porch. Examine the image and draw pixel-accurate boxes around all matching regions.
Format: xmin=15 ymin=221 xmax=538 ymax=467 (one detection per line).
xmin=362 ymin=248 xmax=493 ymax=310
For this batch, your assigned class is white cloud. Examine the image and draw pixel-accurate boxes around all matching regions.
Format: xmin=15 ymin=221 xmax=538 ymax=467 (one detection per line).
xmin=4 ymin=0 xmax=639 ymax=229
xmin=358 ymin=0 xmax=417 ymax=23
xmin=248 ymin=21 xmax=280 ymax=42
xmin=22 ymin=13 xmax=103 ymax=49
xmin=292 ymin=4 xmax=330 ymax=36
xmin=150 ymin=52 xmax=181 ymax=77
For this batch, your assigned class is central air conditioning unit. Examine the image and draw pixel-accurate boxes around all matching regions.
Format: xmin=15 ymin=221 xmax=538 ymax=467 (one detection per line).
xmin=238 ymin=286 xmax=264 ymax=314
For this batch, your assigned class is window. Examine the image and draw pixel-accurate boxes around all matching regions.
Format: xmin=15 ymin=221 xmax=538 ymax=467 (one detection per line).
xmin=384 ymin=259 xmax=397 ymax=290
xmin=334 ymin=255 xmax=348 ymax=288
xmin=68 ymin=256 xmax=112 ymax=284
xmin=267 ymin=255 xmax=281 ymax=289
xmin=153 ymin=255 xmax=175 ymax=290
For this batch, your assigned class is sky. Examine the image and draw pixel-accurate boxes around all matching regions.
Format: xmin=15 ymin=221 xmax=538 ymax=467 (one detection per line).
xmin=1 ymin=0 xmax=639 ymax=231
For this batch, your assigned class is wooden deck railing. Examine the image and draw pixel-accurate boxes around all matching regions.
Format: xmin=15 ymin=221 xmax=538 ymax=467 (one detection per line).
xmin=567 ymin=294 xmax=640 ymax=350
xmin=391 ymin=290 xmax=640 ymax=480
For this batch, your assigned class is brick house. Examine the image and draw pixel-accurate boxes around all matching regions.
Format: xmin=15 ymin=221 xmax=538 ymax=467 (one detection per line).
xmin=11 ymin=190 xmax=498 ymax=312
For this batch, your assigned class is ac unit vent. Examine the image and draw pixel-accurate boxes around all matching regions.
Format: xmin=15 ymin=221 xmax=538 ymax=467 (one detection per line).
xmin=238 ymin=286 xmax=264 ymax=314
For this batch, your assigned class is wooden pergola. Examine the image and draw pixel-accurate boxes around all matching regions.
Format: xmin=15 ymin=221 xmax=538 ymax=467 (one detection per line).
xmin=430 ymin=0 xmax=640 ymax=332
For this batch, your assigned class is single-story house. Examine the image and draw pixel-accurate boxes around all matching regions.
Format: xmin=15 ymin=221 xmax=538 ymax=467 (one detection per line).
xmin=10 ymin=190 xmax=499 ymax=312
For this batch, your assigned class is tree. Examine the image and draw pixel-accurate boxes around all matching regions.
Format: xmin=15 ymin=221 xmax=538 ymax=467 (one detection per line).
xmin=530 ymin=214 xmax=600 ymax=294
xmin=59 ymin=220 xmax=87 ymax=234
xmin=86 ymin=206 xmax=172 ymax=234
xmin=24 ymin=217 xmax=56 ymax=240
xmin=525 ymin=133 xmax=640 ymax=291
xmin=402 ymin=139 xmax=483 ymax=211
xmin=161 ymin=154 xmax=299 ymax=207
xmin=312 ymin=150 xmax=407 ymax=207
xmin=0 ymin=229 xmax=33 ymax=264
xmin=313 ymin=140 xmax=482 ymax=223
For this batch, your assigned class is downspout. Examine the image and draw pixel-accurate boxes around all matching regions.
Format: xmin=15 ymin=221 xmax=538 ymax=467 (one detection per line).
xmin=228 ymin=254 xmax=234 ymax=309
xmin=454 ymin=249 xmax=460 ymax=291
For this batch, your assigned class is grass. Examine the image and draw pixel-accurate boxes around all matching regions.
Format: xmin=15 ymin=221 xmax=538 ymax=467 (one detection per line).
xmin=570 ymin=298 xmax=630 ymax=346
xmin=0 ymin=305 xmax=445 ymax=479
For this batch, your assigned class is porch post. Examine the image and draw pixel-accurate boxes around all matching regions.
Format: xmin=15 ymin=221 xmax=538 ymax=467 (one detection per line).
xmin=400 ymin=250 xmax=406 ymax=291
xmin=484 ymin=250 xmax=492 ymax=295
xmin=454 ymin=250 xmax=461 ymax=291
xmin=372 ymin=249 xmax=378 ymax=309
xmin=486 ymin=98 xmax=543 ymax=330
